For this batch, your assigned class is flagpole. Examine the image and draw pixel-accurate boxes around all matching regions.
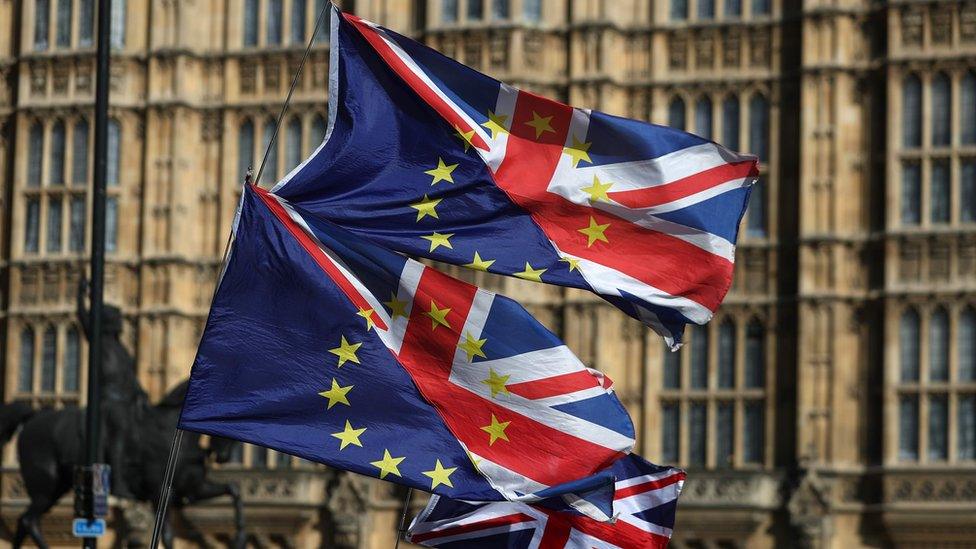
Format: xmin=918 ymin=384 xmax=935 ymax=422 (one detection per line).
xmin=394 ymin=488 xmax=413 ymax=549
xmin=145 ymin=4 xmax=331 ymax=547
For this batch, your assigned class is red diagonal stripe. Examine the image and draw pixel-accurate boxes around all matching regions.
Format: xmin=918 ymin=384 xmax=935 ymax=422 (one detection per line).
xmin=539 ymin=507 xmax=672 ymax=548
xmin=345 ymin=14 xmax=490 ymax=151
xmin=506 ymin=370 xmax=602 ymax=400
xmin=409 ymin=512 xmax=537 ymax=543
xmin=614 ymin=471 xmax=686 ymax=500
xmin=255 ymin=186 xmax=389 ymax=331
xmin=608 ymin=160 xmax=758 ymax=209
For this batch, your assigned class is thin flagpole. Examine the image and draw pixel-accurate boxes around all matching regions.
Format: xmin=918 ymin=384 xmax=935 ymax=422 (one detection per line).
xmin=394 ymin=488 xmax=413 ymax=549
xmin=146 ymin=3 xmax=331 ymax=545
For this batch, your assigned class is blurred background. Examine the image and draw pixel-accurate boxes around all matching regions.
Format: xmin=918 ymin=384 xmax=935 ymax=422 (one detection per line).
xmin=0 ymin=0 xmax=974 ymax=547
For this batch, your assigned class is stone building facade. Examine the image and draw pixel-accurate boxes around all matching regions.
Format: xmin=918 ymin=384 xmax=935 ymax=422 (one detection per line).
xmin=0 ymin=0 xmax=974 ymax=547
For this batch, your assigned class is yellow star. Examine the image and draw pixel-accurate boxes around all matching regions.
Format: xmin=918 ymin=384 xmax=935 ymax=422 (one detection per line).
xmin=331 ymin=420 xmax=366 ymax=450
xmin=464 ymin=251 xmax=495 ymax=272
xmin=453 ymin=125 xmax=476 ymax=152
xmin=524 ymin=111 xmax=555 ymax=139
xmin=424 ymin=157 xmax=458 ymax=185
xmin=421 ymin=232 xmax=454 ymax=252
xmin=482 ymin=368 xmax=511 ymax=398
xmin=581 ymin=175 xmax=613 ymax=203
xmin=422 ymin=459 xmax=458 ymax=489
xmin=560 ymin=255 xmax=581 ymax=272
xmin=563 ymin=135 xmax=592 ymax=167
xmin=481 ymin=110 xmax=510 ymax=140
xmin=318 ymin=379 xmax=353 ymax=409
xmin=481 ymin=414 xmax=511 ymax=445
xmin=425 ymin=301 xmax=452 ymax=330
xmin=410 ymin=194 xmax=442 ymax=222
xmin=357 ymin=307 xmax=377 ymax=331
xmin=514 ymin=262 xmax=546 ymax=282
xmin=457 ymin=332 xmax=488 ymax=361
xmin=329 ymin=335 xmax=362 ymax=367
xmin=370 ymin=449 xmax=405 ymax=479
xmin=578 ymin=216 xmax=610 ymax=247
xmin=383 ymin=292 xmax=409 ymax=319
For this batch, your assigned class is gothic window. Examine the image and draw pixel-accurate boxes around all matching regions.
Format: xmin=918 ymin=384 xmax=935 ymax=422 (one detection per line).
xmin=19 ymin=328 xmax=35 ymax=392
xmin=715 ymin=402 xmax=734 ymax=467
xmin=747 ymin=179 xmax=766 ymax=236
xmin=903 ymin=74 xmax=922 ymax=148
xmin=25 ymin=199 xmax=40 ymax=254
xmin=35 ymin=0 xmax=50 ymax=50
xmin=41 ymin=327 xmax=57 ymax=392
xmin=524 ymin=0 xmax=541 ymax=22
xmin=668 ymin=97 xmax=686 ymax=131
xmin=699 ymin=0 xmax=715 ymax=20
xmin=963 ymin=161 xmax=976 ymax=222
xmin=671 ymin=0 xmax=688 ymax=21
xmin=467 ymin=0 xmax=484 ymax=19
xmin=931 ymin=73 xmax=951 ymax=147
xmin=899 ymin=395 xmax=919 ymax=460
xmin=961 ymin=396 xmax=976 ymax=460
xmin=929 ymin=394 xmax=948 ymax=461
xmin=900 ymin=309 xmax=920 ymax=381
xmin=745 ymin=320 xmax=765 ymax=387
xmin=80 ymin=0 xmax=94 ymax=46
xmin=262 ymin=118 xmax=279 ymax=185
xmin=442 ymin=0 xmax=458 ymax=22
xmin=725 ymin=0 xmax=742 ymax=18
xmin=751 ymin=0 xmax=770 ymax=16
xmin=309 ymin=114 xmax=326 ymax=151
xmin=47 ymin=197 xmax=62 ymax=252
xmin=28 ymin=122 xmax=43 ymax=187
xmin=110 ymin=0 xmax=126 ymax=48
xmin=492 ymin=0 xmax=509 ymax=19
xmin=276 ymin=451 xmax=291 ymax=468
xmin=961 ymin=308 xmax=976 ymax=382
xmin=105 ymin=196 xmax=118 ymax=252
xmin=661 ymin=403 xmax=679 ymax=462
xmin=56 ymin=0 xmax=71 ymax=47
xmin=722 ymin=95 xmax=740 ymax=150
xmin=901 ymin=162 xmax=921 ymax=225
xmin=930 ymin=308 xmax=949 ymax=381
xmin=64 ymin=328 xmax=80 ymax=392
xmin=931 ymin=160 xmax=950 ymax=224
xmin=72 ymin=120 xmax=89 ymax=185
xmin=314 ymin=0 xmax=328 ymax=42
xmin=251 ymin=445 xmax=268 ymax=467
xmin=748 ymin=93 xmax=769 ymax=162
xmin=963 ymin=72 xmax=976 ymax=145
xmin=688 ymin=403 xmax=706 ymax=465
xmin=286 ymin=117 xmax=302 ymax=171
xmin=664 ymin=347 xmax=681 ymax=388
xmin=267 ymin=0 xmax=283 ymax=45
xmin=49 ymin=121 xmax=65 ymax=186
xmin=240 ymin=118 xmax=255 ymax=182
xmin=107 ymin=119 xmax=120 ymax=186
xmin=690 ymin=327 xmax=708 ymax=388
xmin=244 ymin=0 xmax=259 ymax=46
xmin=291 ymin=0 xmax=306 ymax=44
xmin=718 ymin=320 xmax=735 ymax=388
xmin=70 ymin=196 xmax=85 ymax=252
xmin=694 ymin=96 xmax=713 ymax=140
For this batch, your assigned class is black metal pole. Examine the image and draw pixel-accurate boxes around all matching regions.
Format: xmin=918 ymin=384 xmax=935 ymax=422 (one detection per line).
xmin=83 ymin=0 xmax=111 ymax=546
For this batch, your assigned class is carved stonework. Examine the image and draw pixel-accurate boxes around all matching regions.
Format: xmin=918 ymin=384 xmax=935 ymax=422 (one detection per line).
xmin=960 ymin=237 xmax=976 ymax=277
xmin=523 ymin=31 xmax=542 ymax=69
xmin=312 ymin=58 xmax=328 ymax=88
xmin=788 ymin=471 xmax=833 ymax=549
xmin=30 ymin=65 xmax=47 ymax=95
xmin=52 ymin=65 xmax=69 ymax=94
xmin=930 ymin=7 xmax=952 ymax=45
xmin=110 ymin=63 xmax=125 ymax=92
xmin=724 ymin=29 xmax=741 ymax=67
xmin=240 ymin=63 xmax=256 ymax=93
xmin=885 ymin=474 xmax=976 ymax=503
xmin=440 ymin=35 xmax=458 ymax=60
xmin=326 ymin=473 xmax=368 ymax=549
xmin=749 ymin=29 xmax=770 ymax=67
xmin=264 ymin=61 xmax=281 ymax=91
xmin=76 ymin=63 xmax=92 ymax=93
xmin=464 ymin=39 xmax=482 ymax=70
xmin=489 ymin=31 xmax=508 ymax=70
xmin=962 ymin=3 xmax=976 ymax=43
xmin=899 ymin=241 xmax=921 ymax=283
xmin=201 ymin=111 xmax=222 ymax=141
xmin=669 ymin=32 xmax=687 ymax=70
xmin=695 ymin=32 xmax=714 ymax=69
xmin=902 ymin=7 xmax=923 ymax=47
xmin=930 ymin=240 xmax=950 ymax=281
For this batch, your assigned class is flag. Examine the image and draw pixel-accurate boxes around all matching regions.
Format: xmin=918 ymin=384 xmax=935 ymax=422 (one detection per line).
xmin=407 ymin=454 xmax=686 ymax=548
xmin=178 ymin=185 xmax=635 ymax=516
xmin=271 ymin=7 xmax=758 ymax=349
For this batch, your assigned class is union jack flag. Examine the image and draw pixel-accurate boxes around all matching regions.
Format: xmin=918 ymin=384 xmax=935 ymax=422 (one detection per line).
xmin=408 ymin=455 xmax=686 ymax=548
xmin=272 ymin=7 xmax=758 ymax=349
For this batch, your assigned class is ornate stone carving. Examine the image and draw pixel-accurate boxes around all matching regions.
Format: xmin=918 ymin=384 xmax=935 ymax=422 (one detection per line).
xmin=929 ymin=240 xmax=950 ymax=281
xmin=240 ymin=62 xmax=256 ymax=94
xmin=523 ymin=31 xmax=542 ymax=69
xmin=201 ymin=110 xmax=222 ymax=141
xmin=264 ymin=61 xmax=281 ymax=91
xmin=749 ymin=29 xmax=770 ymax=67
xmin=695 ymin=32 xmax=714 ymax=69
xmin=960 ymin=237 xmax=976 ymax=278
xmin=724 ymin=29 xmax=741 ymax=68
xmin=30 ymin=65 xmax=47 ymax=95
xmin=899 ymin=241 xmax=921 ymax=283
xmin=930 ymin=7 xmax=952 ymax=45
xmin=464 ymin=38 xmax=482 ymax=70
xmin=110 ymin=63 xmax=125 ymax=92
xmin=885 ymin=474 xmax=976 ymax=503
xmin=962 ymin=3 xmax=976 ymax=43
xmin=901 ymin=7 xmax=923 ymax=47
xmin=669 ymin=32 xmax=687 ymax=70
xmin=76 ymin=63 xmax=92 ymax=93
xmin=312 ymin=59 xmax=328 ymax=88
xmin=326 ymin=472 xmax=369 ymax=549
xmin=489 ymin=31 xmax=508 ymax=70
xmin=52 ymin=65 xmax=69 ymax=94
xmin=788 ymin=471 xmax=833 ymax=549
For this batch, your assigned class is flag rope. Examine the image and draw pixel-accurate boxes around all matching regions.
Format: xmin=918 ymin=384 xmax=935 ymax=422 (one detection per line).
xmin=395 ymin=488 xmax=413 ymax=549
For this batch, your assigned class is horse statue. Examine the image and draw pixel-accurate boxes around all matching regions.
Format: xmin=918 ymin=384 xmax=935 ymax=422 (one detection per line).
xmin=0 ymin=280 xmax=247 ymax=548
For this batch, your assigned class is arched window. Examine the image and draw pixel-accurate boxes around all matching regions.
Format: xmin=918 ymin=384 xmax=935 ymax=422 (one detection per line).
xmin=442 ymin=0 xmax=458 ymax=22
xmin=929 ymin=308 xmax=949 ymax=381
xmin=964 ymin=161 xmax=976 ymax=222
xmin=747 ymin=178 xmax=766 ymax=236
xmin=961 ymin=395 xmax=976 ymax=460
xmin=961 ymin=308 xmax=976 ymax=382
xmin=963 ymin=72 xmax=976 ymax=145
xmin=668 ymin=97 xmax=686 ymax=131
xmin=468 ymin=0 xmax=484 ymax=19
xmin=72 ymin=119 xmax=89 ymax=185
xmin=25 ymin=199 xmax=40 ymax=253
xmin=900 ymin=309 xmax=920 ymax=381
xmin=56 ymin=0 xmax=71 ymax=47
xmin=69 ymin=196 xmax=86 ymax=252
xmin=690 ymin=327 xmax=708 ymax=388
xmin=931 ymin=73 xmax=951 ymax=147
xmin=267 ymin=0 xmax=283 ymax=45
xmin=901 ymin=162 xmax=921 ymax=225
xmin=251 ymin=445 xmax=268 ymax=467
xmin=748 ymin=94 xmax=769 ymax=162
xmin=64 ymin=327 xmax=80 ymax=392
xmin=41 ymin=327 xmax=57 ymax=392
xmin=743 ymin=401 xmax=764 ymax=463
xmin=47 ymin=196 xmax=62 ymax=253
xmin=110 ymin=0 xmax=126 ymax=48
xmin=717 ymin=320 xmax=735 ymax=388
xmin=523 ymin=0 xmax=541 ymax=22
xmin=661 ymin=403 xmax=679 ymax=462
xmin=695 ymin=96 xmax=713 ymax=140
xmin=671 ymin=0 xmax=688 ymax=21
xmin=262 ymin=118 xmax=278 ymax=185
xmin=79 ymin=0 xmax=94 ymax=46
xmin=715 ymin=402 xmax=734 ymax=467
xmin=49 ymin=121 xmax=65 ymax=186
xmin=902 ymin=74 xmax=922 ymax=148
xmin=286 ymin=118 xmax=302 ymax=172
xmin=106 ymin=119 xmax=120 ymax=186
xmin=751 ymin=0 xmax=770 ymax=15
xmin=35 ymin=0 xmax=50 ymax=50
xmin=722 ymin=95 xmax=740 ymax=150
xmin=689 ymin=403 xmax=706 ymax=465
xmin=314 ymin=0 xmax=328 ymax=41
xmin=725 ymin=0 xmax=742 ymax=18
xmin=929 ymin=394 xmax=948 ymax=460
xmin=745 ymin=320 xmax=765 ymax=388
xmin=492 ymin=0 xmax=510 ymax=19
xmin=309 ymin=114 xmax=327 ymax=151
xmin=105 ymin=196 xmax=118 ymax=252
xmin=698 ymin=0 xmax=715 ymax=19
xmin=28 ymin=122 xmax=43 ymax=187
xmin=290 ymin=0 xmax=306 ymax=44
xmin=239 ymin=119 xmax=254 ymax=182
xmin=663 ymin=347 xmax=680 ymax=388
xmin=244 ymin=0 xmax=259 ymax=46
xmin=899 ymin=395 xmax=919 ymax=460
xmin=19 ymin=327 xmax=35 ymax=392
xmin=931 ymin=160 xmax=950 ymax=224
